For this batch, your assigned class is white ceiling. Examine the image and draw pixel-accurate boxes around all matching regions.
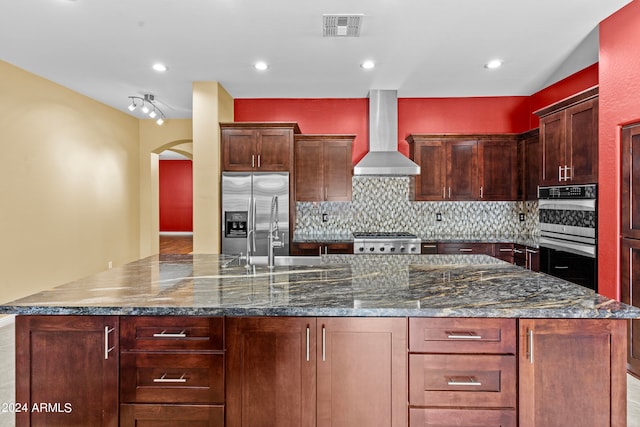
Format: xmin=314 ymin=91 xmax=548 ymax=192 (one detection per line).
xmin=0 ymin=0 xmax=632 ymax=120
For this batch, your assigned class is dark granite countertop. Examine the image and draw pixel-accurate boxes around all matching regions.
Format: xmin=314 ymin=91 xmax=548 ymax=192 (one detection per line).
xmin=1 ymin=254 xmax=638 ymax=319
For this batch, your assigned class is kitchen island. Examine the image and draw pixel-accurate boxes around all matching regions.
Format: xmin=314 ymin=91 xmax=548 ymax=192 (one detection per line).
xmin=2 ymin=253 xmax=639 ymax=427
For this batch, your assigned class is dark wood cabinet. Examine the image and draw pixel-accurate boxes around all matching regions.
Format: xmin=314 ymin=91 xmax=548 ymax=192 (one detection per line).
xmin=621 ymin=238 xmax=640 ymax=377
xmin=226 ymin=317 xmax=407 ymax=427
xmin=291 ymin=242 xmax=353 ymax=255
xmin=447 ymin=139 xmax=479 ymax=200
xmin=226 ymin=317 xmax=316 ymax=427
xmin=514 ymin=244 xmax=540 ymax=272
xmin=495 ymin=243 xmax=515 ymax=263
xmin=15 ymin=315 xmax=119 ymax=427
xmin=408 ymin=137 xmax=479 ymax=201
xmin=517 ymin=129 xmax=540 ymax=200
xmin=317 ymin=317 xmax=407 ymax=427
xmin=536 ymin=88 xmax=598 ymax=185
xmin=409 ymin=134 xmax=519 ymax=201
xmin=221 ymin=122 xmax=300 ymax=172
xmin=478 ymin=138 xmax=517 ymax=200
xmin=622 ymin=123 xmax=640 ymax=240
xmin=437 ymin=242 xmax=494 ymax=256
xmin=120 ymin=316 xmax=225 ymax=426
xmin=294 ymin=135 xmax=354 ymax=202
xmin=518 ymin=319 xmax=627 ymax=427
xmin=409 ymin=318 xmax=517 ymax=427
xmin=621 ymin=122 xmax=640 ymax=378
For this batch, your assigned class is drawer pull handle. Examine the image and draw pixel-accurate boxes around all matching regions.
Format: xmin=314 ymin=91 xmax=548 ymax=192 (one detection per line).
xmin=153 ymin=330 xmax=187 ymax=338
xmin=447 ymin=376 xmax=482 ymax=386
xmin=446 ymin=331 xmax=482 ymax=340
xmin=458 ymin=248 xmax=473 ymax=252
xmin=153 ymin=373 xmax=187 ymax=383
xmin=499 ymin=248 xmax=512 ymax=252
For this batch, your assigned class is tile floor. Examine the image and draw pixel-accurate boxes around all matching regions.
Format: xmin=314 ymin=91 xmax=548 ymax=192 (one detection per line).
xmin=0 ymin=316 xmax=638 ymax=427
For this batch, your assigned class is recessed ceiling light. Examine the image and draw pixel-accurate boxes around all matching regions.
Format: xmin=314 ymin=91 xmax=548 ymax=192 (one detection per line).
xmin=152 ymin=63 xmax=168 ymax=72
xmin=484 ymin=59 xmax=504 ymax=69
xmin=361 ymin=60 xmax=375 ymax=70
xmin=254 ymin=61 xmax=269 ymax=71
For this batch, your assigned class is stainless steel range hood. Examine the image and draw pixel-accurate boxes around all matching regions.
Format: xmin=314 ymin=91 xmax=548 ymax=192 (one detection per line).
xmin=353 ymin=89 xmax=420 ymax=176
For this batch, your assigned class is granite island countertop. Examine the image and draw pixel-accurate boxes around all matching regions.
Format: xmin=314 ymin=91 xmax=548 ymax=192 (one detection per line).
xmin=2 ymin=254 xmax=638 ymax=319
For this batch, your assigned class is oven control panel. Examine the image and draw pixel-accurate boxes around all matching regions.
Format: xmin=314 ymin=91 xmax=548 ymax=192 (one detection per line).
xmin=538 ymin=184 xmax=597 ymax=199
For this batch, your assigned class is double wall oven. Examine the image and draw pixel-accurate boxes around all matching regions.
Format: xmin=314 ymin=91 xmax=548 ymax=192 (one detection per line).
xmin=538 ymin=184 xmax=597 ymax=291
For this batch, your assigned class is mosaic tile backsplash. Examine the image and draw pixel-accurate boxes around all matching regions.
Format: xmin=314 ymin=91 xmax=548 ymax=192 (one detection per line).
xmin=295 ymin=176 xmax=539 ymax=237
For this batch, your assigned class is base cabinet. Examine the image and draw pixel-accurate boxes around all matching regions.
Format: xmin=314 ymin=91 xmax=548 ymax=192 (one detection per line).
xmin=119 ymin=404 xmax=224 ymax=427
xmin=518 ymin=319 xmax=627 ymax=427
xmin=15 ymin=315 xmax=119 ymax=427
xmin=226 ymin=317 xmax=407 ymax=427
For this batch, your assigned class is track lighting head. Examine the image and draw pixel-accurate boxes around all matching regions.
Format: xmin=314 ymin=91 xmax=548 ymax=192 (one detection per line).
xmin=126 ymin=94 xmax=166 ymax=125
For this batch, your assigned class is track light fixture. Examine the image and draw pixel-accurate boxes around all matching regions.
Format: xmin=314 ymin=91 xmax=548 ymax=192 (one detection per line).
xmin=126 ymin=94 xmax=166 ymax=125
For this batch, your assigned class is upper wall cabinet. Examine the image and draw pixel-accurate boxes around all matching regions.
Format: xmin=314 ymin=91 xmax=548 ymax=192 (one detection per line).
xmin=535 ymin=88 xmax=598 ymax=185
xmin=294 ymin=134 xmax=354 ymax=202
xmin=221 ymin=122 xmax=301 ymax=172
xmin=517 ymin=129 xmax=540 ymax=201
xmin=407 ymin=134 xmax=517 ymax=201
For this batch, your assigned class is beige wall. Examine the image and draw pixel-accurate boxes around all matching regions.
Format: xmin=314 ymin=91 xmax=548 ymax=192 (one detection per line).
xmin=0 ymin=61 xmax=141 ymax=303
xmin=138 ymin=119 xmax=193 ymax=258
xmin=193 ymin=82 xmax=233 ymax=253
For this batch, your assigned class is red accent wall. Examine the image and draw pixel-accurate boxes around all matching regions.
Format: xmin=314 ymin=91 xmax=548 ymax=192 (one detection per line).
xmin=528 ymin=63 xmax=599 ymax=129
xmin=159 ymin=160 xmax=193 ymax=232
xmin=598 ymin=0 xmax=640 ymax=300
xmin=235 ymin=96 xmax=530 ymax=162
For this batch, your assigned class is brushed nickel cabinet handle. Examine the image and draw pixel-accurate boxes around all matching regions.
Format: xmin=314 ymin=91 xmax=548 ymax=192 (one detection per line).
xmin=257 ymin=154 xmax=261 ymax=168
xmin=153 ymin=330 xmax=187 ymax=338
xmin=528 ymin=329 xmax=534 ymax=364
xmin=104 ymin=326 xmax=115 ymax=360
xmin=306 ymin=326 xmax=310 ymax=362
xmin=153 ymin=373 xmax=187 ymax=383
xmin=499 ymin=248 xmax=512 ymax=252
xmin=448 ymin=187 xmax=451 ymax=199
xmin=252 ymin=154 xmax=255 ymax=168
xmin=447 ymin=376 xmax=482 ymax=386
xmin=446 ymin=331 xmax=482 ymax=340
xmin=458 ymin=248 xmax=473 ymax=252
xmin=322 ymin=325 xmax=326 ymax=362
xmin=558 ymin=165 xmax=563 ymax=182
xmin=480 ymin=186 xmax=483 ymax=199
xmin=443 ymin=187 xmax=446 ymax=199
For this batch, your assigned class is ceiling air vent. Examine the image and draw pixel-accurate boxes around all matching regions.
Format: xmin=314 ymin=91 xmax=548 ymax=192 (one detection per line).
xmin=322 ymin=14 xmax=363 ymax=37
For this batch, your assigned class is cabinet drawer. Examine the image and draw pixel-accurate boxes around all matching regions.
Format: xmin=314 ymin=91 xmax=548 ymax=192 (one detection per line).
xmin=121 ymin=353 xmax=225 ymax=404
xmin=409 ymin=408 xmax=516 ymax=427
xmin=437 ymin=242 xmax=494 ymax=255
xmin=120 ymin=404 xmax=224 ymax=427
xmin=409 ymin=354 xmax=516 ymax=408
xmin=494 ymin=243 xmax=514 ymax=262
xmin=121 ymin=316 xmax=223 ymax=351
xmin=409 ymin=318 xmax=516 ymax=353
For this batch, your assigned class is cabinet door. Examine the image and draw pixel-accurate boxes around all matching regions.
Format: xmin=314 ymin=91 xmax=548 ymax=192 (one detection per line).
xmin=525 ymin=132 xmax=541 ymax=200
xmin=222 ymin=129 xmax=257 ymax=171
xmin=621 ymin=237 xmax=640 ymax=377
xmin=622 ymin=123 xmax=640 ymax=239
xmin=479 ymin=139 xmax=516 ymax=200
xmin=566 ymin=98 xmax=598 ymax=184
xmin=540 ymin=110 xmax=566 ymax=185
xmin=295 ymin=140 xmax=324 ymax=201
xmin=226 ymin=317 xmax=316 ymax=427
xmin=15 ymin=315 xmax=119 ymax=427
xmin=317 ymin=318 xmax=407 ymax=427
xmin=413 ymin=140 xmax=447 ymax=200
xmin=447 ymin=140 xmax=478 ymax=200
xmin=518 ymin=319 xmax=627 ymax=427
xmin=257 ymin=128 xmax=292 ymax=171
xmin=324 ymin=141 xmax=352 ymax=201
xmin=120 ymin=404 xmax=224 ymax=427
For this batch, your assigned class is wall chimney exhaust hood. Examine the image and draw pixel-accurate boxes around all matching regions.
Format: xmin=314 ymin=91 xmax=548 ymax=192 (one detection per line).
xmin=353 ymin=89 xmax=420 ymax=176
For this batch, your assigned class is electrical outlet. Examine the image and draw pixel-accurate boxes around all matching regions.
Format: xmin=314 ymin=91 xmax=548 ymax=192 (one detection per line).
xmin=322 ymin=213 xmax=329 ymax=223
xmin=519 ymin=213 xmax=525 ymax=222
xmin=436 ymin=212 xmax=442 ymax=222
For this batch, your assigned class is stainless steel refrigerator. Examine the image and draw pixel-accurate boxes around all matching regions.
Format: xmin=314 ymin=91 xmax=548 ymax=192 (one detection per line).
xmin=221 ymin=172 xmax=289 ymax=256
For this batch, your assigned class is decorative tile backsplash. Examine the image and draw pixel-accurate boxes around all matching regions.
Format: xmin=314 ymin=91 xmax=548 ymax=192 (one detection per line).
xmin=295 ymin=176 xmax=539 ymax=237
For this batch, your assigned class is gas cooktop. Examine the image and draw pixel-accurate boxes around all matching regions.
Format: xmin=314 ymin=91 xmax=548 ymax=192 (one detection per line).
xmin=352 ymin=232 xmax=421 ymax=254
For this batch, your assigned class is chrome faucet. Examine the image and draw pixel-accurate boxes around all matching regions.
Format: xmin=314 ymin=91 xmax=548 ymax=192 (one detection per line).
xmin=268 ymin=195 xmax=284 ymax=269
